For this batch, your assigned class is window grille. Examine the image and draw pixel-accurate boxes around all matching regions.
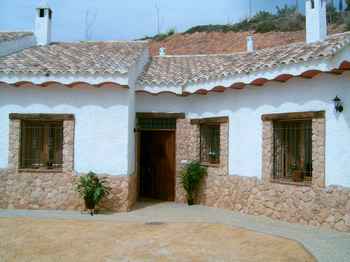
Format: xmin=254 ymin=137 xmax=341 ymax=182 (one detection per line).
xmin=200 ymin=124 xmax=220 ymax=164
xmin=20 ymin=121 xmax=63 ymax=170
xmin=272 ymin=120 xmax=312 ymax=184
xmin=137 ymin=118 xmax=176 ymax=130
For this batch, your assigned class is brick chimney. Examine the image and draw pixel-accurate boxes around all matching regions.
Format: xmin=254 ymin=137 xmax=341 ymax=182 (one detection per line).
xmin=306 ymin=0 xmax=327 ymax=44
xmin=35 ymin=2 xmax=52 ymax=45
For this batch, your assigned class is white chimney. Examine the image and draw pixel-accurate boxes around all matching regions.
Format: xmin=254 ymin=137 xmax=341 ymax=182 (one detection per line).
xmin=306 ymin=0 xmax=327 ymax=44
xmin=35 ymin=2 xmax=52 ymax=45
xmin=159 ymin=47 xmax=166 ymax=56
xmin=246 ymin=34 xmax=254 ymax=52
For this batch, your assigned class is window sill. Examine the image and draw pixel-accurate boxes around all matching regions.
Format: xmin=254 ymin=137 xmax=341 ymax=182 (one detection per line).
xmin=18 ymin=169 xmax=63 ymax=173
xmin=200 ymin=162 xmax=220 ymax=168
xmin=270 ymin=179 xmax=312 ymax=187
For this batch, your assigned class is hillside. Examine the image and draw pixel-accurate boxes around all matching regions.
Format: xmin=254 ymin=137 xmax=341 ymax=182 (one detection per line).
xmin=148 ymin=26 xmax=345 ymax=56
xmin=146 ymin=5 xmax=349 ymax=56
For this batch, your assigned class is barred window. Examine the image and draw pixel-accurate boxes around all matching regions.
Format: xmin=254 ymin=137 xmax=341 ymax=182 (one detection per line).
xmin=200 ymin=124 xmax=220 ymax=164
xmin=273 ymin=120 xmax=312 ymax=185
xmin=20 ymin=121 xmax=63 ymax=170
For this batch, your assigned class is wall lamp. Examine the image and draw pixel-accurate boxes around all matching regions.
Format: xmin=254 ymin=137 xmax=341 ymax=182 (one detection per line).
xmin=333 ymin=96 xmax=344 ymax=113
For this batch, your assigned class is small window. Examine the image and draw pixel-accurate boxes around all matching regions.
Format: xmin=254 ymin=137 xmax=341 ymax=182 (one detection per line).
xmin=39 ymin=8 xmax=45 ymax=18
xmin=20 ymin=121 xmax=63 ymax=170
xmin=137 ymin=118 xmax=176 ymax=130
xmin=272 ymin=120 xmax=312 ymax=185
xmin=311 ymin=0 xmax=315 ymax=9
xmin=200 ymin=124 xmax=220 ymax=164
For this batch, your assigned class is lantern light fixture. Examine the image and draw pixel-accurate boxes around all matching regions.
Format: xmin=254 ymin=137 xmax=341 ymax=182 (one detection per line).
xmin=333 ymin=96 xmax=344 ymax=113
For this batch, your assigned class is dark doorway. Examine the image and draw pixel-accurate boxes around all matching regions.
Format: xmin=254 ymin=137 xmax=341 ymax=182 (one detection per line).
xmin=139 ymin=131 xmax=175 ymax=201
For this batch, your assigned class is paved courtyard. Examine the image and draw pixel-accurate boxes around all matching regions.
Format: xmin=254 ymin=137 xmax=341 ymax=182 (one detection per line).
xmin=0 ymin=202 xmax=349 ymax=261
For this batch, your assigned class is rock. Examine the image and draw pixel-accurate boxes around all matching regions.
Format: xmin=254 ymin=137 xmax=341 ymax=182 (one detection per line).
xmin=334 ymin=220 xmax=348 ymax=232
xmin=344 ymin=215 xmax=350 ymax=227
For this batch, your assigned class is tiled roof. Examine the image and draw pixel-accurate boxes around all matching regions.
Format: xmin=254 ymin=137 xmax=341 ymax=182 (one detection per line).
xmin=0 ymin=32 xmax=33 ymax=43
xmin=138 ymin=32 xmax=350 ymax=87
xmin=0 ymin=41 xmax=147 ymax=75
xmin=148 ymin=31 xmax=306 ymax=56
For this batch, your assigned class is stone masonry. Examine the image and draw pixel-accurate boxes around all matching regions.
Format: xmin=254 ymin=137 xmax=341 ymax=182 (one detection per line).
xmin=175 ymin=118 xmax=229 ymax=203
xmin=176 ymin=115 xmax=350 ymax=232
xmin=0 ymin=116 xmax=136 ymax=212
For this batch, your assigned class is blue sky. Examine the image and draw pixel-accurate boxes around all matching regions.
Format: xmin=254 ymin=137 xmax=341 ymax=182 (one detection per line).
xmin=0 ymin=0 xmax=343 ymax=41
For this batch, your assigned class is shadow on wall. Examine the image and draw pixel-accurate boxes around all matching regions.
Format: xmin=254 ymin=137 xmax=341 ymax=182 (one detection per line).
xmin=189 ymin=73 xmax=349 ymax=115
xmin=0 ymin=84 xmax=129 ymax=109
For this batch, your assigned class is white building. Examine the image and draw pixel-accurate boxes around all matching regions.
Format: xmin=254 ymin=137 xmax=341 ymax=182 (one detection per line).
xmin=0 ymin=1 xmax=350 ymax=232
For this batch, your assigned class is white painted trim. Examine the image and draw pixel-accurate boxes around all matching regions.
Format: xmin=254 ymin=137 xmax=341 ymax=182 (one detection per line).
xmin=0 ymin=73 xmax=129 ymax=86
xmin=136 ymin=45 xmax=350 ymax=95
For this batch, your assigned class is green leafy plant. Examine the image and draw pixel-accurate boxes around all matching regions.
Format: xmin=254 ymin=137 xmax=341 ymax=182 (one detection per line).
xmin=76 ymin=172 xmax=110 ymax=215
xmin=345 ymin=15 xmax=350 ymax=31
xmin=180 ymin=161 xmax=207 ymax=205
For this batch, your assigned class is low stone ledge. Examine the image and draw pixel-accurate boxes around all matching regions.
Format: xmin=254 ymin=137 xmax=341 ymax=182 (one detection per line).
xmin=197 ymin=175 xmax=350 ymax=232
xmin=0 ymin=169 xmax=137 ymax=212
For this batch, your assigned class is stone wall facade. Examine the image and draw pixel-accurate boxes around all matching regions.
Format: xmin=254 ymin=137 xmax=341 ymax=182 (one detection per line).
xmin=2 ymin=112 xmax=350 ymax=232
xmin=0 ymin=169 xmax=137 ymax=212
xmin=201 ymin=175 xmax=350 ymax=232
xmin=0 ymin=115 xmax=137 ymax=212
xmin=175 ymin=115 xmax=350 ymax=232
xmin=175 ymin=118 xmax=229 ymax=203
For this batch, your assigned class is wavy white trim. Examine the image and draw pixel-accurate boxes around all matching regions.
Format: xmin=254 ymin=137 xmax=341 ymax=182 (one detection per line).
xmin=136 ymin=45 xmax=350 ymax=95
xmin=0 ymin=73 xmax=129 ymax=86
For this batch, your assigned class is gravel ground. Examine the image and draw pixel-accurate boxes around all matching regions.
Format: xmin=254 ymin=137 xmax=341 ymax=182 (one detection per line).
xmin=0 ymin=218 xmax=314 ymax=262
xmin=1 ymin=201 xmax=349 ymax=262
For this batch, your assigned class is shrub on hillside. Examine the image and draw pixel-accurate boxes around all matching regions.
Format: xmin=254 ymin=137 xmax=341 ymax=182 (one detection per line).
xmin=185 ymin=5 xmax=305 ymax=34
xmin=327 ymin=4 xmax=344 ymax=24
xmin=345 ymin=15 xmax=350 ymax=31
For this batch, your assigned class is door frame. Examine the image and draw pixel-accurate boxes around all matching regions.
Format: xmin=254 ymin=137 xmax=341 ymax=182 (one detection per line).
xmin=137 ymin=129 xmax=176 ymax=201
xmin=135 ymin=112 xmax=185 ymax=201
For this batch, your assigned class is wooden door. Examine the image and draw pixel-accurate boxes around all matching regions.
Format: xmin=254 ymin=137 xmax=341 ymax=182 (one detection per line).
xmin=140 ymin=131 xmax=175 ymax=201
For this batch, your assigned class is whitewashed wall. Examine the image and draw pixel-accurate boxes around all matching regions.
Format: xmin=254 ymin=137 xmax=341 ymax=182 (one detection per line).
xmin=127 ymin=47 xmax=150 ymax=175
xmin=0 ymin=84 xmax=130 ymax=176
xmin=136 ymin=72 xmax=350 ymax=188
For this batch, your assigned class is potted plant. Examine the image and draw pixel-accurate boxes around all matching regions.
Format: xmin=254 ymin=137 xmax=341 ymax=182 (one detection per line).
xmin=76 ymin=172 xmax=110 ymax=215
xmin=180 ymin=161 xmax=207 ymax=205
xmin=290 ymin=164 xmax=304 ymax=182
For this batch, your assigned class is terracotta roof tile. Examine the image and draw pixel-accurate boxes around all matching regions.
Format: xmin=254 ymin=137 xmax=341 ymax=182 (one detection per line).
xmin=0 ymin=32 xmax=33 ymax=43
xmin=0 ymin=41 xmax=147 ymax=75
xmin=138 ymin=32 xmax=350 ymax=87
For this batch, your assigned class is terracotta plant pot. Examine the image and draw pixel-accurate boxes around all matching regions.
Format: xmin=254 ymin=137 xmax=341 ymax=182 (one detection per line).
xmin=292 ymin=170 xmax=304 ymax=182
xmin=84 ymin=198 xmax=95 ymax=212
xmin=187 ymin=198 xmax=194 ymax=206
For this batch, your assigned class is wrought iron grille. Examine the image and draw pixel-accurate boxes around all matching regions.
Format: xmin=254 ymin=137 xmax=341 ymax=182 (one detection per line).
xmin=137 ymin=118 xmax=176 ymax=130
xmin=20 ymin=121 xmax=63 ymax=169
xmin=272 ymin=120 xmax=312 ymax=184
xmin=200 ymin=124 xmax=220 ymax=164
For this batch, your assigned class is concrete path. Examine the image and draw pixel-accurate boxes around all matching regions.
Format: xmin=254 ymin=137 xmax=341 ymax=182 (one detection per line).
xmin=1 ymin=202 xmax=350 ymax=262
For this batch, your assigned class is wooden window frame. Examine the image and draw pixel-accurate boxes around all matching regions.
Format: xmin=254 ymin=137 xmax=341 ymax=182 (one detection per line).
xmin=261 ymin=111 xmax=324 ymax=121
xmin=262 ymin=111 xmax=325 ymax=187
xmin=9 ymin=114 xmax=74 ymax=172
xmin=271 ymin=119 xmax=313 ymax=186
xmin=10 ymin=113 xmax=74 ymax=121
xmin=191 ymin=117 xmax=228 ymax=167
xmin=20 ymin=120 xmax=64 ymax=172
xmin=200 ymin=123 xmax=221 ymax=166
xmin=191 ymin=116 xmax=228 ymax=125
